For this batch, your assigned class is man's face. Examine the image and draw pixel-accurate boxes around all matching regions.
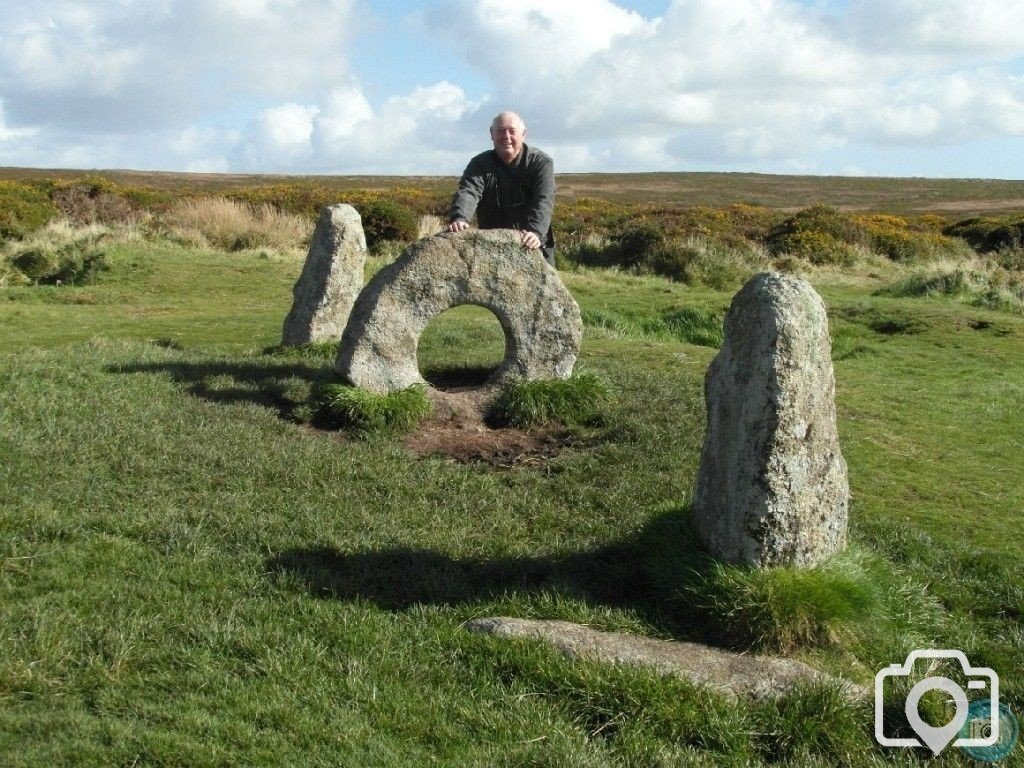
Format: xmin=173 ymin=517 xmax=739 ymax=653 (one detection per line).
xmin=491 ymin=117 xmax=525 ymax=164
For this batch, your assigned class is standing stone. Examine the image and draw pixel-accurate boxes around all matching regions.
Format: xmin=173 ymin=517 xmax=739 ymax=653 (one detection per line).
xmin=336 ymin=229 xmax=581 ymax=394
xmin=693 ymin=272 xmax=848 ymax=568
xmin=281 ymin=204 xmax=366 ymax=346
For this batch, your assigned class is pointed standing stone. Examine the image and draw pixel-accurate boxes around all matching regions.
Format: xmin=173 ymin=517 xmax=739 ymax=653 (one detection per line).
xmin=281 ymin=204 xmax=366 ymax=346
xmin=693 ymin=272 xmax=849 ymax=568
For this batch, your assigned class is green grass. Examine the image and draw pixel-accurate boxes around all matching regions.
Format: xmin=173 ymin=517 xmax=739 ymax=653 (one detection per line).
xmin=490 ymin=372 xmax=612 ymax=428
xmin=1 ymin=229 xmax=1023 ymax=765
xmin=878 ymin=267 xmax=1024 ymax=314
xmin=315 ymin=382 xmax=432 ymax=434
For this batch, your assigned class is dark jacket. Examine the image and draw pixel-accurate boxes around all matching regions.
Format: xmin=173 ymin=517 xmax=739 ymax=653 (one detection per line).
xmin=448 ymin=144 xmax=556 ymax=264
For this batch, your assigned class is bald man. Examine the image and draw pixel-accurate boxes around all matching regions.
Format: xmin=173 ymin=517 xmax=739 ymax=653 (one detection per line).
xmin=447 ymin=111 xmax=556 ymax=265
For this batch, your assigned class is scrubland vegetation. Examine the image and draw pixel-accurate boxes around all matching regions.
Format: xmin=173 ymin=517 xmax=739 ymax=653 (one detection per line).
xmin=1 ymin=170 xmax=1023 ymax=766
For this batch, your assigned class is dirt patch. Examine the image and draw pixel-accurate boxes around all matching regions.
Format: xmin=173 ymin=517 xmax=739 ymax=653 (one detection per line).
xmin=404 ymin=419 xmax=574 ymax=468
xmin=405 ymin=384 xmax=576 ymax=468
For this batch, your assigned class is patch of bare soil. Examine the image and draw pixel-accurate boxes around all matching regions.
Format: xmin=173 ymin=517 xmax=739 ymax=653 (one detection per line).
xmin=403 ymin=385 xmax=576 ymax=468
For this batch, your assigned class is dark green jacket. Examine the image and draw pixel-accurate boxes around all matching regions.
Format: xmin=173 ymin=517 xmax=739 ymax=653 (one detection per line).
xmin=448 ymin=144 xmax=556 ymax=264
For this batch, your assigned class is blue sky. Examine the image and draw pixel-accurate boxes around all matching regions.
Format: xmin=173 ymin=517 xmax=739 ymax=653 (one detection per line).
xmin=0 ymin=0 xmax=1022 ymax=179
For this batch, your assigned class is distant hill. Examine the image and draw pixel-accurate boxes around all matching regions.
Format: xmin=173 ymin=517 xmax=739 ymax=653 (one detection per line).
xmin=2 ymin=166 xmax=1024 ymax=215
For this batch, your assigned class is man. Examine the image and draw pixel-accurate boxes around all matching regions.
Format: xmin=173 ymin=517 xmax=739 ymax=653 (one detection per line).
xmin=447 ymin=111 xmax=556 ymax=265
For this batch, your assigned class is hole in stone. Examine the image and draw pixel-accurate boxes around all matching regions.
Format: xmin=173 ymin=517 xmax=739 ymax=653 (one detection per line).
xmin=418 ymin=304 xmax=508 ymax=391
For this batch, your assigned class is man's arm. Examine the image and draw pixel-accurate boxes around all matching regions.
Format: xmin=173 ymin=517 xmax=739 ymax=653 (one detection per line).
xmin=448 ymin=156 xmax=487 ymax=231
xmin=525 ymin=152 xmax=555 ymax=241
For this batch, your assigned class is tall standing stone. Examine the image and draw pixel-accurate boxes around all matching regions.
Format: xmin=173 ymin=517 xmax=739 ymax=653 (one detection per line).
xmin=281 ymin=204 xmax=366 ymax=346
xmin=693 ymin=272 xmax=848 ymax=568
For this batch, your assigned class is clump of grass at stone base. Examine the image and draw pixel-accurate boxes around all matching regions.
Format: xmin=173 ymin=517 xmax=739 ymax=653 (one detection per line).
xmin=638 ymin=512 xmax=942 ymax=657
xmin=490 ymin=372 xmax=612 ymax=429
xmin=314 ymin=382 xmax=431 ymax=435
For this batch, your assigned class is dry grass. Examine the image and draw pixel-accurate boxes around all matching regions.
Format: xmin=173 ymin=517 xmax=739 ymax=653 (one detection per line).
xmin=1 ymin=218 xmax=144 ymax=258
xmin=162 ymin=197 xmax=312 ymax=254
xmin=417 ymin=214 xmax=445 ymax=239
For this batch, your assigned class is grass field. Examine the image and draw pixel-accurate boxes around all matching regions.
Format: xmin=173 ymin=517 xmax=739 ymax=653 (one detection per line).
xmin=1 ymin=177 xmax=1023 ymax=765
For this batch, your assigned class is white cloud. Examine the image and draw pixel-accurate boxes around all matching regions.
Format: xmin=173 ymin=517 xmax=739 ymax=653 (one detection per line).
xmin=846 ymin=0 xmax=1024 ymax=58
xmin=0 ymin=0 xmax=355 ymax=132
xmin=431 ymin=0 xmax=1024 ymax=170
xmin=0 ymin=0 xmax=1022 ymax=174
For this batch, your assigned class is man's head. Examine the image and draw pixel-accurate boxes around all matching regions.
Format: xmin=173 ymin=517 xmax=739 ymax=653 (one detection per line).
xmin=490 ymin=111 xmax=526 ymax=164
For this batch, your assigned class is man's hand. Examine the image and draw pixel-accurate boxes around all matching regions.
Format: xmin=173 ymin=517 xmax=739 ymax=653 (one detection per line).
xmin=447 ymin=219 xmax=470 ymax=233
xmin=520 ymin=230 xmax=541 ymax=249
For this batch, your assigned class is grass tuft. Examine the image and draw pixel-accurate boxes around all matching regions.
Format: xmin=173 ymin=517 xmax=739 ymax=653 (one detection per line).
xmin=877 ymin=266 xmax=1024 ymax=314
xmin=582 ymin=306 xmax=724 ymax=348
xmin=315 ymin=382 xmax=431 ymax=434
xmin=490 ymin=372 xmax=612 ymax=429
xmin=640 ymin=513 xmax=941 ymax=655
xmin=680 ymin=551 xmax=885 ymax=652
xmin=161 ymin=196 xmax=312 ymax=253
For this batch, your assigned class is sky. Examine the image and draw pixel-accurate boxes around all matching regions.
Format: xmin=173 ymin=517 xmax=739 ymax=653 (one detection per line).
xmin=1 ymin=0 xmax=1023 ymax=179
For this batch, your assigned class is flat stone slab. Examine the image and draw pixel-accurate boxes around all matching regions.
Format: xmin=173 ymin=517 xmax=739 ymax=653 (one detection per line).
xmin=335 ymin=229 xmax=582 ymax=394
xmin=465 ymin=617 xmax=865 ymax=701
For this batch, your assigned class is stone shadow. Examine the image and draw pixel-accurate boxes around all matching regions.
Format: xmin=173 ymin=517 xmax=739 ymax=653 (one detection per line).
xmin=265 ymin=506 xmax=723 ymax=645
xmin=109 ymin=358 xmax=333 ymax=421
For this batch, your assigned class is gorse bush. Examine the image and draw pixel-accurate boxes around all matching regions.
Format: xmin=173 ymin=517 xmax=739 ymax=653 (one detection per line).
xmin=944 ymin=215 xmax=1024 ymax=254
xmin=162 ymin=197 xmax=312 ymax=253
xmin=357 ymin=199 xmax=420 ymax=251
xmin=315 ymin=382 xmax=431 ymax=434
xmin=490 ymin=372 xmax=612 ymax=428
xmin=0 ymin=181 xmax=58 ymax=239
xmin=766 ymin=205 xmax=864 ymax=265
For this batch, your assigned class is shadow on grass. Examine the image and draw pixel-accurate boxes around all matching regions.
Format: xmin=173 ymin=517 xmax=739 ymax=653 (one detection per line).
xmin=109 ymin=358 xmax=335 ymax=420
xmin=266 ymin=506 xmax=719 ymax=643
xmin=421 ymin=363 xmax=498 ymax=390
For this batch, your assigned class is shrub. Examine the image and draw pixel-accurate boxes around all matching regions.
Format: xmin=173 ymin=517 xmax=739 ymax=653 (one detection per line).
xmin=768 ymin=205 xmax=865 ymax=249
xmin=11 ymin=248 xmax=58 ymax=280
xmin=10 ymin=240 xmax=110 ymax=286
xmin=611 ymin=220 xmax=666 ymax=267
xmin=769 ymin=230 xmax=857 ymax=266
xmin=51 ymin=179 xmax=141 ymax=226
xmin=557 ymin=232 xmax=618 ymax=269
xmin=315 ymin=383 xmax=431 ymax=434
xmin=0 ymin=257 xmax=30 ymax=287
xmin=943 ymin=217 xmax=1005 ymax=251
xmin=162 ymin=197 xmax=311 ymax=252
xmin=357 ymin=199 xmax=419 ymax=251
xmin=995 ymin=248 xmax=1024 ymax=271
xmin=981 ymin=219 xmax=1024 ymax=253
xmin=642 ymin=236 xmax=769 ymax=289
xmin=0 ymin=181 xmax=58 ymax=239
xmin=857 ymin=214 xmax=965 ymax=263
xmin=490 ymin=372 xmax=611 ymax=429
